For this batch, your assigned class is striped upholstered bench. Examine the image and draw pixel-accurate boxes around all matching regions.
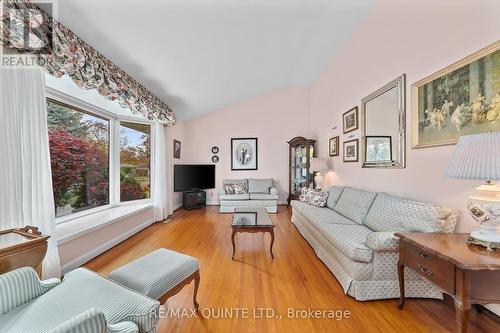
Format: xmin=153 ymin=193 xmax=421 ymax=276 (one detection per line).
xmin=109 ymin=248 xmax=201 ymax=310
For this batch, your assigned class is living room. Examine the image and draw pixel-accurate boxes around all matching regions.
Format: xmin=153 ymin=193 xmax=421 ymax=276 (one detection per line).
xmin=1 ymin=0 xmax=499 ymax=332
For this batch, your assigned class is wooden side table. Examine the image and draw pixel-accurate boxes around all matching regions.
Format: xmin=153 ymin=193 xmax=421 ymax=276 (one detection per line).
xmin=396 ymin=233 xmax=500 ymax=333
xmin=0 ymin=226 xmax=49 ymax=277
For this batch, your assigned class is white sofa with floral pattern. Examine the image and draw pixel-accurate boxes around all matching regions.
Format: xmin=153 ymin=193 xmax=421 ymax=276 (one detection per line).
xmin=291 ymin=186 xmax=459 ymax=301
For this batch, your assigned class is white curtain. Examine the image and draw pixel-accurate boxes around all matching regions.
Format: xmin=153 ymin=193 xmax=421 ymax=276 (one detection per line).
xmin=0 ymin=69 xmax=61 ymax=278
xmin=153 ymin=122 xmax=174 ymax=221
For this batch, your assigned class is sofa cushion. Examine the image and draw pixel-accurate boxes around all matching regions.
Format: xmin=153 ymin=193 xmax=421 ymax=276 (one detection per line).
xmin=301 ymin=206 xmax=357 ymax=226
xmin=248 ymin=178 xmax=273 ymax=193
xmin=365 ymin=232 xmax=399 ymax=251
xmin=250 ymin=193 xmax=279 ymax=200
xmin=364 ymin=193 xmax=459 ymax=233
xmin=109 ymin=249 xmax=199 ymax=300
xmin=219 ymin=193 xmax=250 ymax=200
xmin=324 ymin=186 xmax=345 ymax=210
xmin=315 ymin=223 xmax=373 ymax=263
xmin=334 ymin=187 xmax=377 ymax=224
xmin=0 ymin=268 xmax=159 ymax=333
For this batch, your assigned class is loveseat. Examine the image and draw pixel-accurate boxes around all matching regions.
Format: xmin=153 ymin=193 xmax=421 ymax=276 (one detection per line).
xmin=291 ymin=186 xmax=459 ymax=301
xmin=219 ymin=178 xmax=279 ymax=213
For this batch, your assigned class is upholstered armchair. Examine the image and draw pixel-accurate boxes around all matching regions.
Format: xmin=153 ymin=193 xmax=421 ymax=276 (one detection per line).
xmin=0 ymin=267 xmax=159 ymax=333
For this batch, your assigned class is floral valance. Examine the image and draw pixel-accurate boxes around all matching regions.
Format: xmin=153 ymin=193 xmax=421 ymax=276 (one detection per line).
xmin=0 ymin=0 xmax=175 ymax=125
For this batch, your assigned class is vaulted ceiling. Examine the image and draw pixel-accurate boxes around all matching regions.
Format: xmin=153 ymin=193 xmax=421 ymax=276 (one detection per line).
xmin=57 ymin=0 xmax=374 ymax=120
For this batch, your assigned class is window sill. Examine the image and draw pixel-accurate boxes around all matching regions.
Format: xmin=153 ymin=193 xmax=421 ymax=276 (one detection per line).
xmin=56 ymin=203 xmax=153 ymax=246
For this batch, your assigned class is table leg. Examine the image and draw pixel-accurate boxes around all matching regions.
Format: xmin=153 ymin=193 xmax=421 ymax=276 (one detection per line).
xmin=454 ymin=299 xmax=470 ymax=333
xmin=269 ymin=228 xmax=275 ymax=259
xmin=193 ymin=270 xmax=200 ymax=311
xmin=231 ymin=229 xmax=236 ymax=260
xmin=455 ymin=269 xmax=471 ymax=333
xmin=397 ymin=259 xmax=405 ymax=310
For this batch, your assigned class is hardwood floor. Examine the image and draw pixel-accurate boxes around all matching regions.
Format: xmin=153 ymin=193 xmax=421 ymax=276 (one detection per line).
xmin=85 ymin=206 xmax=499 ymax=333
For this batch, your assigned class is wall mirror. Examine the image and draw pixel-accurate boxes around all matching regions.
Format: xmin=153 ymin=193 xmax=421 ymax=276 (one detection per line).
xmin=361 ymin=74 xmax=406 ymax=168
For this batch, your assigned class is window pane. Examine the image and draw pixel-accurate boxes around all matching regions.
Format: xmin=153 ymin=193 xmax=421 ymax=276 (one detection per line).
xmin=120 ymin=122 xmax=151 ymax=202
xmin=47 ymin=99 xmax=110 ymax=218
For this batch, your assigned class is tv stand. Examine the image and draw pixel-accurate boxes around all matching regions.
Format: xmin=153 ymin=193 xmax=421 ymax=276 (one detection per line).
xmin=183 ymin=190 xmax=206 ymax=210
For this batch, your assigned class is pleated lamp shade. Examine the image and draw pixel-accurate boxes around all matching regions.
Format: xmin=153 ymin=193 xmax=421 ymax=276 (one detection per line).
xmin=445 ymin=131 xmax=500 ymax=181
xmin=309 ymin=158 xmax=328 ymax=172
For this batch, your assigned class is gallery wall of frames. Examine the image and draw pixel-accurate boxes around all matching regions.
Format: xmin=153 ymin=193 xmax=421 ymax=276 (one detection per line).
xmin=327 ymin=41 xmax=500 ymax=169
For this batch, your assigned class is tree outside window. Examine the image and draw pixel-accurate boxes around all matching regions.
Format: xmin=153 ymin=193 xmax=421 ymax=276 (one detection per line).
xmin=47 ymin=99 xmax=110 ymax=218
xmin=120 ymin=122 xmax=151 ymax=202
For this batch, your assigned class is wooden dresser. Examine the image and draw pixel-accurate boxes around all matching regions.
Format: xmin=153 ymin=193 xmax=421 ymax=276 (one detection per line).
xmin=396 ymin=233 xmax=500 ymax=333
xmin=0 ymin=226 xmax=49 ymax=277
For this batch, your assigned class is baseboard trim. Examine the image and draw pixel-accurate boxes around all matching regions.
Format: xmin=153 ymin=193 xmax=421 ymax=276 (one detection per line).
xmin=60 ymin=217 xmax=155 ymax=274
xmin=173 ymin=202 xmax=183 ymax=211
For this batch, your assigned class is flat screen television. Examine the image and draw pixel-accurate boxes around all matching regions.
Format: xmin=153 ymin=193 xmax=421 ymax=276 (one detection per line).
xmin=174 ymin=164 xmax=216 ymax=192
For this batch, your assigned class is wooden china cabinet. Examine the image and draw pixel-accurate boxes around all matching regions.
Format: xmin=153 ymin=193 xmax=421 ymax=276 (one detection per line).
xmin=287 ymin=137 xmax=316 ymax=205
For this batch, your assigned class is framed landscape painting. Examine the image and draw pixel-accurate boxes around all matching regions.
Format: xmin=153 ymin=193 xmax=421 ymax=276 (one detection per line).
xmin=412 ymin=41 xmax=500 ymax=148
xmin=231 ymin=138 xmax=258 ymax=170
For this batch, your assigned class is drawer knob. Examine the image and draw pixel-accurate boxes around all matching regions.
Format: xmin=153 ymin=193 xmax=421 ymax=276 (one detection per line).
xmin=417 ymin=251 xmax=433 ymax=261
xmin=417 ymin=263 xmax=433 ymax=276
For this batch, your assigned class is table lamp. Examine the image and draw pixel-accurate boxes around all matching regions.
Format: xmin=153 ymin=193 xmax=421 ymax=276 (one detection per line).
xmin=309 ymin=158 xmax=328 ymax=189
xmin=444 ymin=131 xmax=500 ymax=245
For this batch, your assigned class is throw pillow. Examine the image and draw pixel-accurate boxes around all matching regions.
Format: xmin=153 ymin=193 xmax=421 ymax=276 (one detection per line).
xmin=299 ymin=187 xmax=311 ymax=202
xmin=308 ymin=190 xmax=329 ymax=207
xmin=224 ymin=184 xmax=235 ymax=194
xmin=299 ymin=187 xmax=328 ymax=207
xmin=232 ymin=183 xmax=247 ymax=195
xmin=224 ymin=183 xmax=247 ymax=195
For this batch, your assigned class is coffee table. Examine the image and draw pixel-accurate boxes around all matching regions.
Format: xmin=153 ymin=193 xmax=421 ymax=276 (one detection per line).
xmin=231 ymin=207 xmax=275 ymax=260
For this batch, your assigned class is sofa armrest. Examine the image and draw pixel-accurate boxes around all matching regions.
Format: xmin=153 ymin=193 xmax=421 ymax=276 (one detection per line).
xmin=107 ymin=321 xmax=139 ymax=333
xmin=0 ymin=267 xmax=61 ymax=314
xmin=270 ymin=187 xmax=279 ymax=195
xmin=366 ymin=232 xmax=399 ymax=252
xmin=49 ymin=308 xmax=113 ymax=333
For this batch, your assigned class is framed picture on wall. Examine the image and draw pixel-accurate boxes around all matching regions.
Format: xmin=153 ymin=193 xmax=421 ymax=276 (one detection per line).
xmin=412 ymin=41 xmax=500 ymax=148
xmin=343 ymin=107 xmax=359 ymax=133
xmin=343 ymin=139 xmax=359 ymax=162
xmin=173 ymin=139 xmax=181 ymax=159
xmin=365 ymin=136 xmax=392 ymax=163
xmin=329 ymin=136 xmax=339 ymax=156
xmin=231 ymin=138 xmax=258 ymax=170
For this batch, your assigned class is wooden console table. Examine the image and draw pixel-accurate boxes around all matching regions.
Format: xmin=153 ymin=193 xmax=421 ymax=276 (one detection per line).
xmin=0 ymin=226 xmax=49 ymax=277
xmin=396 ymin=233 xmax=500 ymax=333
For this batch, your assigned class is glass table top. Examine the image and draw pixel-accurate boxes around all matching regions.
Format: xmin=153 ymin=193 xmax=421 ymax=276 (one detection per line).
xmin=232 ymin=207 xmax=274 ymax=227
xmin=0 ymin=233 xmax=31 ymax=249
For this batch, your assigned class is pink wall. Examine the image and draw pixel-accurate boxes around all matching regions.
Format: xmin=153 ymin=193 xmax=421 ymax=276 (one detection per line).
xmin=175 ymin=0 xmax=500 ymax=232
xmin=309 ymin=0 xmax=500 ymax=232
xmin=181 ymin=87 xmax=311 ymax=204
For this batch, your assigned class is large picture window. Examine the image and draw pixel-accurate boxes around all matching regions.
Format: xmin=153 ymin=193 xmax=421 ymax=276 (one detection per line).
xmin=120 ymin=122 xmax=151 ymax=202
xmin=47 ymin=99 xmax=110 ymax=218
xmin=47 ymin=97 xmax=154 ymax=221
